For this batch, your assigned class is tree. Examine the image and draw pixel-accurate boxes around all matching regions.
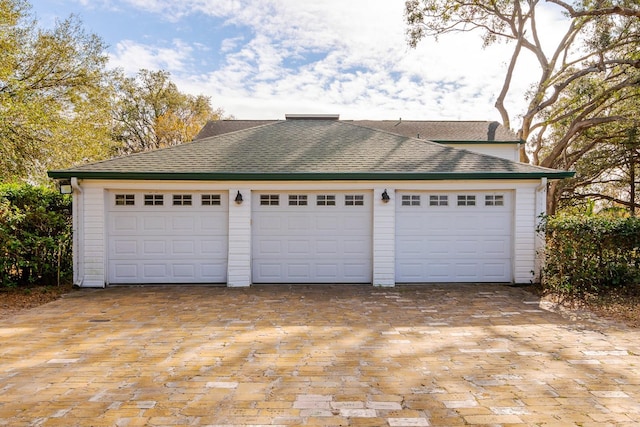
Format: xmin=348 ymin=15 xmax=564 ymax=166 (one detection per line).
xmin=112 ymin=69 xmax=224 ymax=155
xmin=0 ymin=0 xmax=116 ymax=183
xmin=405 ymin=0 xmax=640 ymax=213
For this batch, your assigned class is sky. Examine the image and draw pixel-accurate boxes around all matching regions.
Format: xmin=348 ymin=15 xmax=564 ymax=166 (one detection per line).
xmin=31 ymin=0 xmax=569 ymax=122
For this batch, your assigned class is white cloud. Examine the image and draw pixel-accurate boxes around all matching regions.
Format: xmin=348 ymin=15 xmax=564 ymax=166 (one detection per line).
xmin=100 ymin=0 xmax=574 ymax=122
xmin=109 ymin=39 xmax=194 ymax=74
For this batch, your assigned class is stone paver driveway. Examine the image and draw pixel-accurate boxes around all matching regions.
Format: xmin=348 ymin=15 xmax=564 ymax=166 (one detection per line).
xmin=1 ymin=284 xmax=639 ymax=427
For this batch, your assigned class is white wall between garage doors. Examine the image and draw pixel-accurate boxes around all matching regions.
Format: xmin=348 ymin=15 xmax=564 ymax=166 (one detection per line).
xmin=71 ymin=181 xmax=544 ymax=287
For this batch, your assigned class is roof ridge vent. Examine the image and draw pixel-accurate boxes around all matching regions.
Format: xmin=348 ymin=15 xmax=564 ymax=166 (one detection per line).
xmin=285 ymin=114 xmax=340 ymax=120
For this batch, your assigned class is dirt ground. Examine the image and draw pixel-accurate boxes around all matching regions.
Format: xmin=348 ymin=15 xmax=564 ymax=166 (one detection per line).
xmin=1 ymin=283 xmax=638 ymax=327
xmin=0 ymin=283 xmax=75 ymax=318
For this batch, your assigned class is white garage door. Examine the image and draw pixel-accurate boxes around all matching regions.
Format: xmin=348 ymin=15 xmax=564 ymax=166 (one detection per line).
xmin=252 ymin=191 xmax=372 ymax=283
xmin=396 ymin=191 xmax=513 ymax=282
xmin=107 ymin=191 xmax=228 ymax=284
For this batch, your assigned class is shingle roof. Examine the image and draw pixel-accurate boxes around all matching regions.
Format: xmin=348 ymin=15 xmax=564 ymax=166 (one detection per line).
xmin=194 ymin=119 xmax=520 ymax=143
xmin=49 ymin=119 xmax=571 ymax=180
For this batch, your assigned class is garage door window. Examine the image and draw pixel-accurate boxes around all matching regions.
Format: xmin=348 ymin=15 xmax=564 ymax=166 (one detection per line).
xmin=485 ymin=195 xmax=504 ymax=206
xmin=429 ymin=195 xmax=448 ymax=206
xmin=201 ymin=194 xmax=221 ymax=206
xmin=173 ymin=194 xmax=192 ymax=206
xmin=260 ymin=194 xmax=279 ymax=206
xmin=457 ymin=195 xmax=476 ymax=206
xmin=144 ymin=194 xmax=164 ymax=206
xmin=115 ymin=194 xmax=135 ymax=206
xmin=317 ymin=195 xmax=336 ymax=206
xmin=345 ymin=195 xmax=364 ymax=206
xmin=289 ymin=195 xmax=308 ymax=206
xmin=402 ymin=195 xmax=420 ymax=206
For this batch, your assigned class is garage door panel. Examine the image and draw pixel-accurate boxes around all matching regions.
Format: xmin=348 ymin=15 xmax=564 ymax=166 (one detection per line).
xmin=288 ymin=240 xmax=311 ymax=255
xmin=143 ymin=216 xmax=165 ymax=231
xmin=454 ymin=239 xmax=480 ymax=256
xmin=113 ymin=216 xmax=137 ymax=232
xmin=344 ymin=239 xmax=369 ymax=256
xmin=397 ymin=263 xmax=423 ymax=280
xmin=113 ymin=240 xmax=137 ymax=256
xmin=316 ymin=239 xmax=338 ymax=254
xmin=483 ymin=239 xmax=509 ymax=256
xmin=483 ymin=263 xmax=509 ymax=279
xmin=173 ymin=264 xmax=195 ymax=278
xmin=344 ymin=263 xmax=370 ymax=279
xmin=396 ymin=191 xmax=512 ymax=283
xmin=287 ymin=264 xmax=311 ymax=280
xmin=171 ymin=216 xmax=195 ymax=231
xmin=143 ymin=240 xmax=166 ymax=255
xmin=201 ymin=263 xmax=227 ymax=281
xmin=172 ymin=240 xmax=195 ymax=255
xmin=425 ymin=239 xmax=453 ymax=257
xmin=397 ymin=238 xmax=423 ymax=256
xmin=252 ymin=191 xmax=372 ymax=283
xmin=257 ymin=263 xmax=283 ymax=281
xmin=258 ymin=239 xmax=282 ymax=256
xmin=114 ymin=264 xmax=137 ymax=280
xmin=143 ymin=264 xmax=167 ymax=278
xmin=254 ymin=215 xmax=283 ymax=232
xmin=315 ymin=263 xmax=339 ymax=279
xmin=108 ymin=191 xmax=228 ymax=284
xmin=287 ymin=215 xmax=311 ymax=230
xmin=317 ymin=216 xmax=340 ymax=231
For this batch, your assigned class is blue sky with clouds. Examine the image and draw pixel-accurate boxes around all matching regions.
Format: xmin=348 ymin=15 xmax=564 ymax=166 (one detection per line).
xmin=31 ymin=0 xmax=566 ymax=121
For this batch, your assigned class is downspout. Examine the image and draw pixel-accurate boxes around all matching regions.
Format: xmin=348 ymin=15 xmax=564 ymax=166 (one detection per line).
xmin=71 ymin=178 xmax=84 ymax=287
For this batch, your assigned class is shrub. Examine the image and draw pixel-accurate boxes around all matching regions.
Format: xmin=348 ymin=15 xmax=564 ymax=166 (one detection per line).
xmin=0 ymin=184 xmax=72 ymax=288
xmin=540 ymin=214 xmax=640 ymax=297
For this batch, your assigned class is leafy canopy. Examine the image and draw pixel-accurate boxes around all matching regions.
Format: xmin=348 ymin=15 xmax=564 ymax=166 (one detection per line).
xmin=406 ymin=0 xmax=640 ymax=213
xmin=0 ymin=0 xmax=116 ymax=183
xmin=112 ymin=69 xmax=225 ymax=155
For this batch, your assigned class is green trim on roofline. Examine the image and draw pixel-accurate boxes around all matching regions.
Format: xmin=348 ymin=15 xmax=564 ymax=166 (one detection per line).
xmin=48 ymin=170 xmax=575 ymax=181
xmin=433 ymin=140 xmax=523 ymax=145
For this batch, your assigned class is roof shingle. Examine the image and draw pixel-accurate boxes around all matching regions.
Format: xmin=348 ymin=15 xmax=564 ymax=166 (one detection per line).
xmin=49 ymin=120 xmax=571 ymax=180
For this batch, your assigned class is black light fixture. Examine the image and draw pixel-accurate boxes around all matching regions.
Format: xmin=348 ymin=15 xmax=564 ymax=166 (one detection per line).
xmin=58 ymin=179 xmax=72 ymax=195
xmin=234 ymin=190 xmax=243 ymax=204
xmin=381 ymin=189 xmax=390 ymax=203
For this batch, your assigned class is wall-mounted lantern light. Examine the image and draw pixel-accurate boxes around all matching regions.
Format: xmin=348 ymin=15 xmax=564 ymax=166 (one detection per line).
xmin=234 ymin=190 xmax=243 ymax=204
xmin=58 ymin=179 xmax=72 ymax=195
xmin=381 ymin=189 xmax=390 ymax=203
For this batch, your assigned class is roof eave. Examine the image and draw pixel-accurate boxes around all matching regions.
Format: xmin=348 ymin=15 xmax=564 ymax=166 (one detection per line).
xmin=47 ymin=171 xmax=575 ymax=181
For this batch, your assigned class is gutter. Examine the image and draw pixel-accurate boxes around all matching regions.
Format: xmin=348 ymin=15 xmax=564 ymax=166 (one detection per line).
xmin=48 ymin=171 xmax=576 ymax=181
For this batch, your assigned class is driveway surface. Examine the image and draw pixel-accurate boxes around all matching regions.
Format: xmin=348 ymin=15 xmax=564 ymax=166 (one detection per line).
xmin=0 ymin=284 xmax=639 ymax=427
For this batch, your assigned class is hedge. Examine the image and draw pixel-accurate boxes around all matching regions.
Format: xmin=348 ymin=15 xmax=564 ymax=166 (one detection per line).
xmin=0 ymin=184 xmax=72 ymax=288
xmin=540 ymin=215 xmax=640 ymax=296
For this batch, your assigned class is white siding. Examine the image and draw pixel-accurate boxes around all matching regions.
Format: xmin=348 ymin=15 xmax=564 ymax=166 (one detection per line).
xmin=513 ymin=187 xmax=537 ymax=283
xmin=82 ymin=186 xmax=106 ymax=287
xmin=227 ymin=189 xmax=252 ymax=287
xmin=373 ymin=188 xmax=395 ymax=286
xmin=445 ymin=144 xmax=520 ymax=162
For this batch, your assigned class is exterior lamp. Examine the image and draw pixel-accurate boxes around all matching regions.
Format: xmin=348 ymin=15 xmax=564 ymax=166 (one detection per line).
xmin=234 ymin=191 xmax=243 ymax=204
xmin=381 ymin=189 xmax=390 ymax=203
xmin=59 ymin=179 xmax=72 ymax=195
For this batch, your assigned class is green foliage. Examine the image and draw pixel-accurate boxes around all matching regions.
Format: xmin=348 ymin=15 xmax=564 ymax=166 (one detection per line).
xmin=112 ymin=69 xmax=224 ymax=155
xmin=0 ymin=184 xmax=72 ymax=288
xmin=0 ymin=0 xmax=116 ymax=183
xmin=541 ymin=214 xmax=640 ymax=296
